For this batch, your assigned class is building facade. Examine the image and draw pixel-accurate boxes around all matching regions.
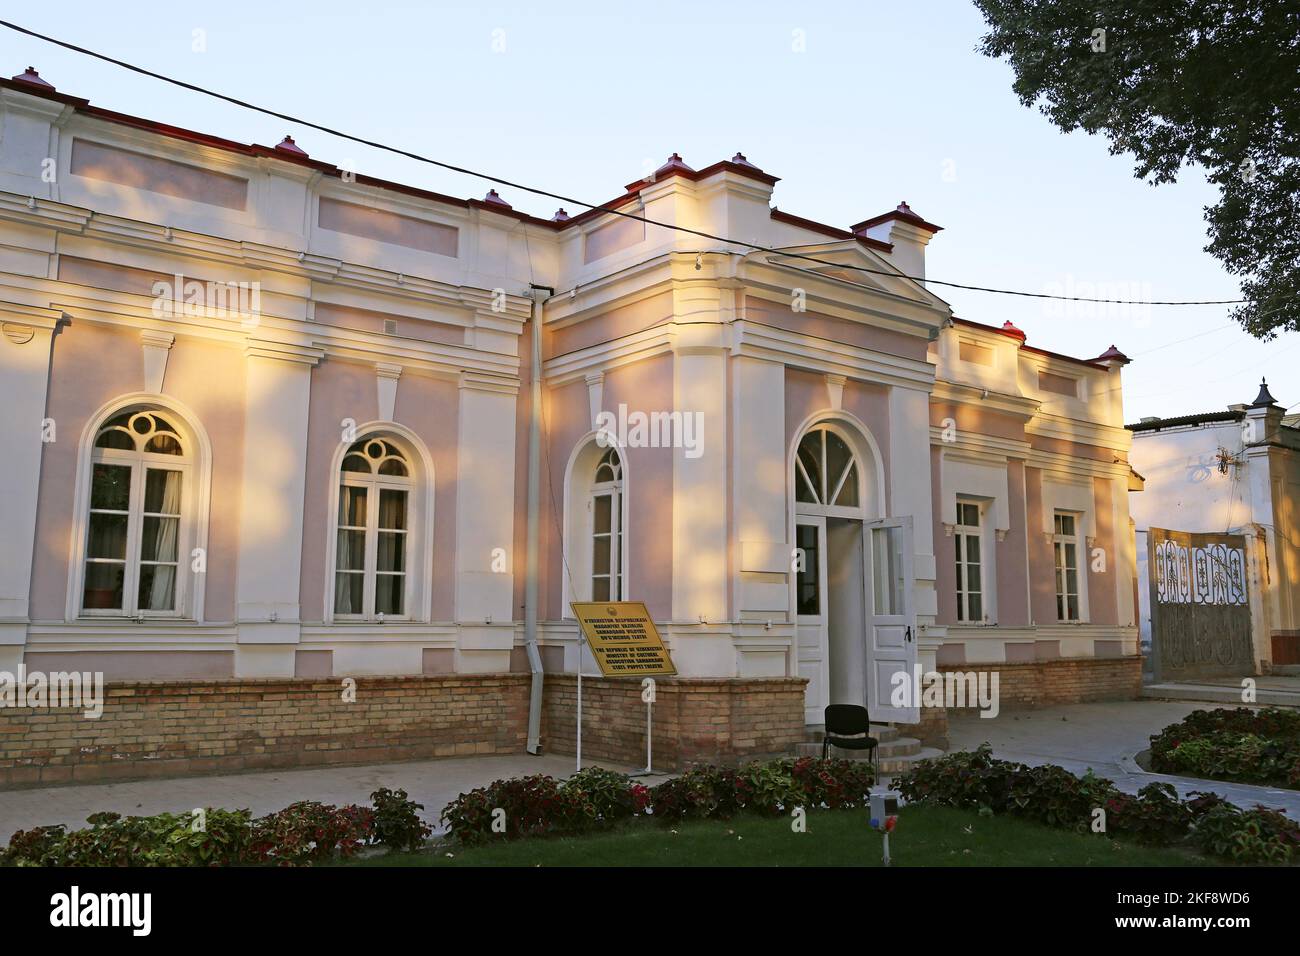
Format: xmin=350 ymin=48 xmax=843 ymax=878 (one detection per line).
xmin=0 ymin=69 xmax=1141 ymax=776
xmin=1128 ymin=382 xmax=1300 ymax=670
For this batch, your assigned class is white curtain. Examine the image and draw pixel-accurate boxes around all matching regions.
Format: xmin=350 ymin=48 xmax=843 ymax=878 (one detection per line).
xmin=147 ymin=470 xmax=182 ymax=610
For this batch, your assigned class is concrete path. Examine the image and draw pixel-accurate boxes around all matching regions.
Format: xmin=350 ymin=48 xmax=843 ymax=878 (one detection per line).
xmin=0 ymin=753 xmax=649 ymax=837
xmin=1142 ymin=674 xmax=1300 ymax=707
xmin=949 ymin=699 xmax=1300 ymax=817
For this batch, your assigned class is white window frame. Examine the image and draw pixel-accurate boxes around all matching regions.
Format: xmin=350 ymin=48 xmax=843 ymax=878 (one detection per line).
xmin=589 ymin=448 xmax=624 ymax=602
xmin=1053 ymin=510 xmax=1086 ymax=622
xmin=330 ymin=437 xmax=414 ymax=622
xmin=562 ymin=435 xmax=631 ymax=615
xmin=322 ymin=423 xmax=435 ymax=625
xmin=954 ymin=497 xmax=995 ymax=624
xmin=67 ymin=397 xmax=210 ymax=623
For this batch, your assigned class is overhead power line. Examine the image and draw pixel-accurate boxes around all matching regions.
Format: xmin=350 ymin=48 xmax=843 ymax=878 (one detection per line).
xmin=0 ymin=18 xmax=1253 ymax=308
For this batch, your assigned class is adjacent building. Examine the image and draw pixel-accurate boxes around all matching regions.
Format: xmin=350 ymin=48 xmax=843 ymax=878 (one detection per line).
xmin=1128 ymin=382 xmax=1300 ymax=672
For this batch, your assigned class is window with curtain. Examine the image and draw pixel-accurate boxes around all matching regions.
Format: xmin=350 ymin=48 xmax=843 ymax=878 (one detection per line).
xmin=83 ymin=409 xmax=187 ymax=615
xmin=590 ymin=447 xmax=623 ymax=601
xmin=954 ymin=500 xmax=985 ymax=622
xmin=334 ymin=437 xmax=412 ymax=619
xmin=1053 ymin=511 xmax=1082 ymax=621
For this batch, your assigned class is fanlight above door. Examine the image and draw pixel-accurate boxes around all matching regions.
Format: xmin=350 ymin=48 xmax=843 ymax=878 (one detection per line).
xmin=795 ymin=425 xmax=860 ymax=509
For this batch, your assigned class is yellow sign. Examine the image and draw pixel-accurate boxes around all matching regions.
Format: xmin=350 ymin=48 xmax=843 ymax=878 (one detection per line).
xmin=569 ymin=601 xmax=677 ymax=677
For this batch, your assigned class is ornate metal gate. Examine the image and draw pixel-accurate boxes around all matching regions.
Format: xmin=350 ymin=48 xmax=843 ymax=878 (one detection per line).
xmin=1148 ymin=528 xmax=1254 ymax=681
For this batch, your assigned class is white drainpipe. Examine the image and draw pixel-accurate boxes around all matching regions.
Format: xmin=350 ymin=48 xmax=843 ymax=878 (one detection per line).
xmin=524 ymin=284 xmax=552 ymax=753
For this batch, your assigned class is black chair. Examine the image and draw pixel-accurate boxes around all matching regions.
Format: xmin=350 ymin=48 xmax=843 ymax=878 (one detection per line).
xmin=822 ymin=704 xmax=879 ymax=779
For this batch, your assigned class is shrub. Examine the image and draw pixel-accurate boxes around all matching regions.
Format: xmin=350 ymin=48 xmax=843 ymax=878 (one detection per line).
xmin=0 ymin=825 xmax=68 ymax=867
xmin=1149 ymin=708 xmax=1300 ymax=788
xmin=1189 ymin=801 xmax=1300 ymax=864
xmin=246 ymin=801 xmax=374 ymax=866
xmin=440 ymin=774 xmax=586 ymax=845
xmin=559 ymin=767 xmax=644 ymax=828
xmin=786 ymin=757 xmax=875 ymax=809
xmin=648 ymin=765 xmax=742 ymax=822
xmin=733 ymin=761 xmax=805 ymax=816
xmin=1105 ymin=783 xmax=1194 ymax=845
xmin=1 ymin=810 xmax=253 ymax=867
xmin=370 ymin=788 xmax=432 ymax=853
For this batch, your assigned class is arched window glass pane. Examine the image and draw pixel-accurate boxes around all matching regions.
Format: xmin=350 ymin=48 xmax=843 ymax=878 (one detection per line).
xmin=833 ymin=462 xmax=859 ymax=507
xmin=95 ymin=428 xmax=135 ymax=450
xmin=144 ymin=434 xmax=183 ymax=455
xmin=796 ymin=433 xmax=823 ymax=504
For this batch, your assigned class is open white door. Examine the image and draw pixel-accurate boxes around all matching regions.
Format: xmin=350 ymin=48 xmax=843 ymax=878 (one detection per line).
xmin=865 ymin=515 xmax=917 ymax=723
xmin=794 ymin=516 xmax=829 ymax=725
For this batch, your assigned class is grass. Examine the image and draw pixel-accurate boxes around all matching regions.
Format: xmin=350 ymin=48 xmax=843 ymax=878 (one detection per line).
xmin=347 ymin=806 xmax=1212 ymax=867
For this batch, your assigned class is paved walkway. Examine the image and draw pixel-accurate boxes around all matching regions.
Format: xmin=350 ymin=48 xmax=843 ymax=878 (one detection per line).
xmin=949 ymin=699 xmax=1300 ymax=817
xmin=0 ymin=754 xmax=648 ymax=836
xmin=4 ymin=699 xmax=1296 ymax=839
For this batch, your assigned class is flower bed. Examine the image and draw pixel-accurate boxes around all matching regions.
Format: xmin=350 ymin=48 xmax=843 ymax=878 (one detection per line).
xmin=895 ymin=743 xmax=1300 ymax=864
xmin=439 ymin=758 xmax=873 ymax=844
xmin=1148 ymin=707 xmax=1300 ymax=789
xmin=0 ymin=787 xmax=430 ymax=867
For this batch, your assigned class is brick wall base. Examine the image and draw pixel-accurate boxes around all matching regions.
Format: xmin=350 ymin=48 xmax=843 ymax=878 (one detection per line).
xmin=540 ymin=675 xmax=808 ymax=770
xmin=938 ymin=655 xmax=1143 ymax=713
xmin=0 ymin=672 xmax=810 ymax=789
xmin=0 ymin=674 xmax=530 ymax=789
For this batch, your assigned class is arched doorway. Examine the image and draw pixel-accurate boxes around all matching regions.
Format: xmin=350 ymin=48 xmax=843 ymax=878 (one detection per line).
xmin=791 ymin=418 xmax=916 ymax=726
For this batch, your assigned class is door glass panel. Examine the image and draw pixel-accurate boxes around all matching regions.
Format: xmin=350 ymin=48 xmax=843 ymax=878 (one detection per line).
xmin=872 ymin=525 xmax=904 ymax=615
xmin=796 ymin=523 xmax=820 ymax=615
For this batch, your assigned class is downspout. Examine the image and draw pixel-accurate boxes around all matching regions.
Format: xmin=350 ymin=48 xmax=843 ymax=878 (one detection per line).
xmin=524 ymin=283 xmax=553 ymax=754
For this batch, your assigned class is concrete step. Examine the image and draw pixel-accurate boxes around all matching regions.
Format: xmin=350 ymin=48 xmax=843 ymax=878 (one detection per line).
xmin=801 ymin=724 xmax=900 ymax=744
xmin=1142 ymin=682 xmax=1300 ymax=708
xmin=793 ymin=736 xmax=923 ymax=761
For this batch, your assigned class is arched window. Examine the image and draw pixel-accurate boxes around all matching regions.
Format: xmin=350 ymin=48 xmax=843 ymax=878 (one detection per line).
xmin=794 ymin=424 xmax=861 ymax=510
xmin=333 ymin=436 xmax=413 ymax=619
xmin=590 ymin=447 xmax=624 ymax=601
xmin=81 ymin=409 xmax=190 ymax=615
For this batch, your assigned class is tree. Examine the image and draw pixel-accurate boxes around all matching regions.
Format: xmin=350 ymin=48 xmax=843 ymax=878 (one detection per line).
xmin=973 ymin=0 xmax=1300 ymax=338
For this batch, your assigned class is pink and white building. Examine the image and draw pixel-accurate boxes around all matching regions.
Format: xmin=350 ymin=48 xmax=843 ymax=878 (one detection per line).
xmin=0 ymin=69 xmax=1142 ymax=760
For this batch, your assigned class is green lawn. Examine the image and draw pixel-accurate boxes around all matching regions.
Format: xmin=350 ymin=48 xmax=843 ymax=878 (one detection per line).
xmin=349 ymin=806 xmax=1211 ymax=867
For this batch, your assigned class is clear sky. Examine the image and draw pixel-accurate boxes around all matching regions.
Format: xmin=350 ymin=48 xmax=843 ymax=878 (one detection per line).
xmin=2 ymin=0 xmax=1293 ymax=421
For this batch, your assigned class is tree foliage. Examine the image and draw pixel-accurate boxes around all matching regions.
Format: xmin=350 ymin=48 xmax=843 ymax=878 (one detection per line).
xmin=973 ymin=0 xmax=1300 ymax=338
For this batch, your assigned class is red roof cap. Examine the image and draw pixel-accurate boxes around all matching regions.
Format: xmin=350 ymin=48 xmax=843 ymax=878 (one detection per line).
xmin=481 ymin=188 xmax=512 ymax=208
xmin=1000 ymin=320 xmax=1027 ymax=342
xmin=11 ymin=67 xmax=54 ymax=90
xmin=551 ymin=208 xmax=570 ymax=222
xmin=654 ymin=152 xmax=695 ymax=178
xmin=1093 ymin=344 xmax=1131 ymax=365
xmin=851 ymin=200 xmax=943 ymax=235
xmin=274 ymin=135 xmax=308 ymax=157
